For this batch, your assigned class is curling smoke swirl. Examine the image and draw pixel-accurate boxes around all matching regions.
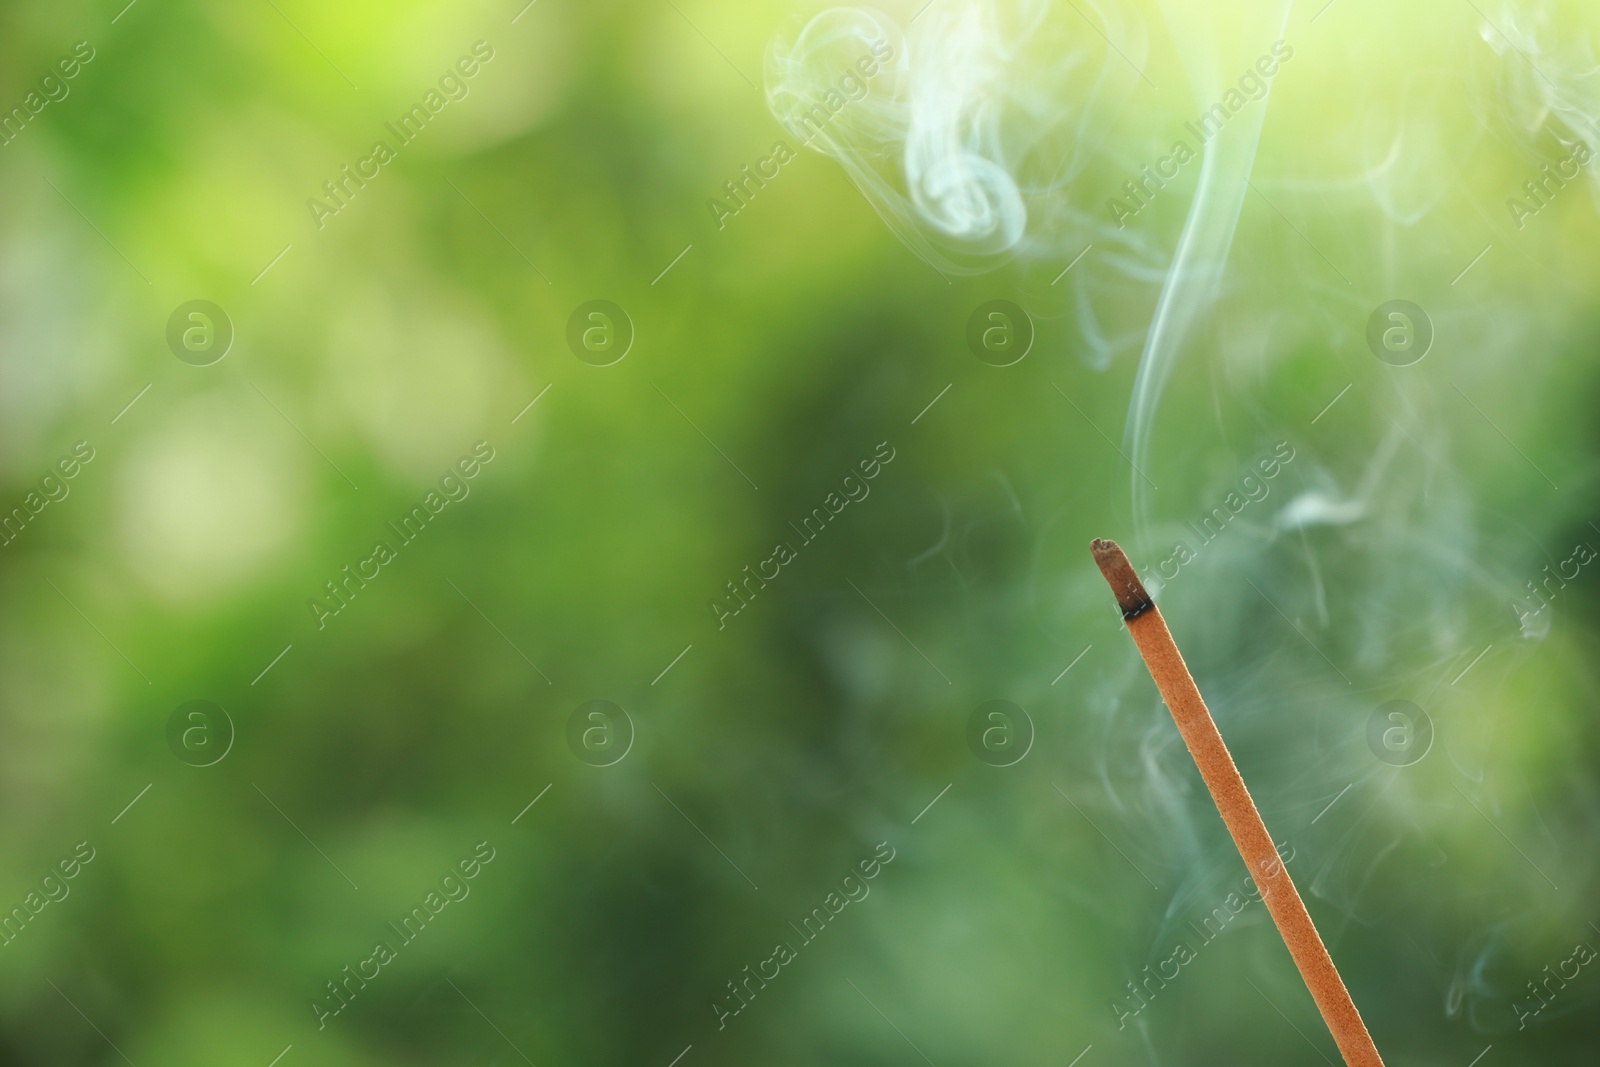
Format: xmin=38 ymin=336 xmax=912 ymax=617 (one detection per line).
xmin=765 ymin=2 xmax=1143 ymax=269
xmin=770 ymin=0 xmax=1600 ymax=1046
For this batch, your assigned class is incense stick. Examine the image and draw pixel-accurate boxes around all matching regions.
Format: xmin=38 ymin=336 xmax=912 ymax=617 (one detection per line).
xmin=1090 ymin=538 xmax=1384 ymax=1067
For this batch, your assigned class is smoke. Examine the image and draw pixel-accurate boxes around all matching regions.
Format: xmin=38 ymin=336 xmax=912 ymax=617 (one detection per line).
xmin=765 ymin=2 xmax=1144 ymax=271
xmin=768 ymin=0 xmax=1600 ymax=1049
xmin=1483 ymin=1 xmax=1600 ymax=172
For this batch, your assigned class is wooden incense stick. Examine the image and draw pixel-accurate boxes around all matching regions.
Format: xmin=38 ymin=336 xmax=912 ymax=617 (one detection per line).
xmin=1090 ymin=538 xmax=1383 ymax=1067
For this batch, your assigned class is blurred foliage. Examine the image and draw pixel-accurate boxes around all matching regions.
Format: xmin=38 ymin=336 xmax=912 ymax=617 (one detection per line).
xmin=1 ymin=0 xmax=1599 ymax=1065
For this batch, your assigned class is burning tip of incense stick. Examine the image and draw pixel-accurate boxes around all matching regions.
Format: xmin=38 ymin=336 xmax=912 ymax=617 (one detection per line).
xmin=1087 ymin=537 xmax=1386 ymax=1067
xmin=1090 ymin=538 xmax=1153 ymax=620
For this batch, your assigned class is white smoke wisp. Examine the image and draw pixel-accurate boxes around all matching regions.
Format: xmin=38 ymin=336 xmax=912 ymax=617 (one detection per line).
xmin=770 ymin=2 xmax=1600 ymax=1049
xmin=1483 ymin=1 xmax=1600 ymax=180
xmin=1121 ymin=0 xmax=1294 ymax=533
xmin=1354 ymin=47 xmax=1495 ymax=230
xmin=903 ymin=3 xmax=1029 ymax=251
xmin=764 ymin=1 xmax=1145 ymax=272
xmin=765 ymin=2 xmax=1295 ymax=528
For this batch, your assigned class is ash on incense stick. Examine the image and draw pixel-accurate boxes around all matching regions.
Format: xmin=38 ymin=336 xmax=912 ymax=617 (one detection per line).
xmin=1091 ymin=537 xmax=1386 ymax=1067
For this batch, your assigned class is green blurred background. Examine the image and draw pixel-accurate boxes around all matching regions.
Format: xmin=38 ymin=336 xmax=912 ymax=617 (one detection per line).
xmin=1 ymin=0 xmax=1598 ymax=1063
